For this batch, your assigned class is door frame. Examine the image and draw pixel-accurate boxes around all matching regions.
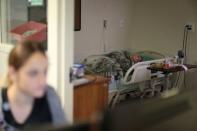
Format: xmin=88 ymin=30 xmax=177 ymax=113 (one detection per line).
xmin=47 ymin=0 xmax=74 ymax=122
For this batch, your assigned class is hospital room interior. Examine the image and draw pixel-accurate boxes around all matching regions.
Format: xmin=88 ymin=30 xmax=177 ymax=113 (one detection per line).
xmin=0 ymin=0 xmax=197 ymax=130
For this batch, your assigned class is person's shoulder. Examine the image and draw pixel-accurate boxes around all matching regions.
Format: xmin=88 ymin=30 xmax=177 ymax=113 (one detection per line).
xmin=46 ymin=85 xmax=59 ymax=102
xmin=46 ymin=85 xmax=56 ymax=93
xmin=0 ymin=87 xmax=6 ymax=100
xmin=45 ymin=85 xmax=67 ymax=124
xmin=46 ymin=85 xmax=58 ymax=95
xmin=0 ymin=87 xmax=9 ymax=110
xmin=0 ymin=87 xmax=3 ymax=103
xmin=46 ymin=85 xmax=61 ymax=110
xmin=0 ymin=87 xmax=6 ymax=92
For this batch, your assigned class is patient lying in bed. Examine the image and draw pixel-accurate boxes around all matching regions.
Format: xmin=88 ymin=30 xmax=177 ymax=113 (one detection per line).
xmin=82 ymin=50 xmax=164 ymax=79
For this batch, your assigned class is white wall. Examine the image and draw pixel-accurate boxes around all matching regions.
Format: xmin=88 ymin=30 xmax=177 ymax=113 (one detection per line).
xmin=74 ymin=0 xmax=133 ymax=62
xmin=130 ymin=0 xmax=197 ymax=58
xmin=0 ymin=51 xmax=9 ymax=83
xmin=130 ymin=0 xmax=197 ymax=87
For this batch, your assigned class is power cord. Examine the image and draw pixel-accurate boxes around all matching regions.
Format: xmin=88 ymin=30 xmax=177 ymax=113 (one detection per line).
xmin=175 ymin=25 xmax=191 ymax=88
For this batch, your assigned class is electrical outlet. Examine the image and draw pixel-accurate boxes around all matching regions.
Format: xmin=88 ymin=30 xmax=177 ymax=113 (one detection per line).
xmin=103 ymin=20 xmax=107 ymax=29
xmin=185 ymin=23 xmax=195 ymax=32
xmin=120 ymin=19 xmax=125 ymax=28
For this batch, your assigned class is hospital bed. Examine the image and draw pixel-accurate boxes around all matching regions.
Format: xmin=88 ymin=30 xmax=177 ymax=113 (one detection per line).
xmin=82 ymin=50 xmax=174 ymax=107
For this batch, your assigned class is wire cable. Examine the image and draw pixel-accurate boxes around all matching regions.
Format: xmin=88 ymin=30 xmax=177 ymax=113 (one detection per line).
xmin=176 ymin=26 xmax=190 ymax=88
xmin=175 ymin=26 xmax=187 ymax=87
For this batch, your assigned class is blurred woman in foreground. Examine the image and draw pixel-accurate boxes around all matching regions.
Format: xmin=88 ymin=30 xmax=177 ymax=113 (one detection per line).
xmin=0 ymin=41 xmax=66 ymax=130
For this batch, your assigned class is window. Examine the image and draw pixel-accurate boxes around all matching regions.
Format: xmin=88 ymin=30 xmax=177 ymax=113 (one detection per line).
xmin=0 ymin=0 xmax=47 ymax=48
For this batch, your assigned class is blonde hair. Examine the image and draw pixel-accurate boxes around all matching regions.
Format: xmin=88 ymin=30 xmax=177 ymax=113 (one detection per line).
xmin=3 ymin=41 xmax=46 ymax=87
